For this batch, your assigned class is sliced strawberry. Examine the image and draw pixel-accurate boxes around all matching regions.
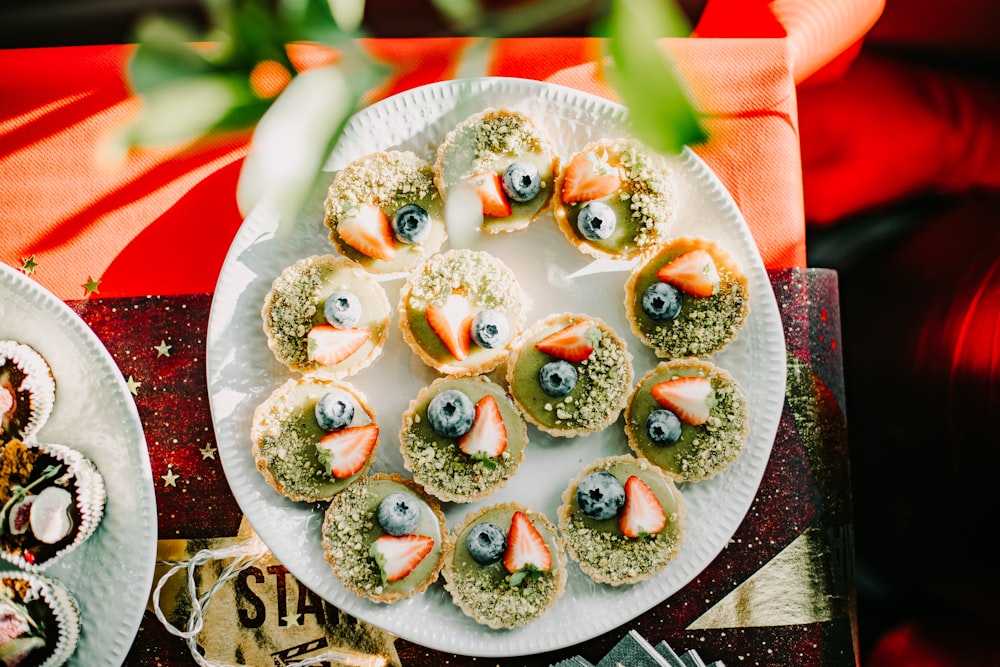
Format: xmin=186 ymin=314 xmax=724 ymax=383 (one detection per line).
xmin=307 ymin=324 xmax=370 ymax=366
xmin=458 ymin=395 xmax=508 ymax=460
xmin=619 ymin=475 xmax=666 ymax=538
xmin=655 ymin=249 xmax=720 ymax=298
xmin=560 ymin=149 xmax=621 ymax=203
xmin=369 ymin=534 xmax=435 ymax=583
xmin=534 ymin=320 xmax=594 ymax=363
xmin=317 ymin=423 xmax=378 ymax=478
xmin=464 ymin=171 xmax=512 ymax=218
xmin=502 ymin=511 xmax=551 ymax=574
xmin=425 ymin=293 xmax=473 ymax=361
xmin=338 ymin=203 xmax=396 ymax=262
xmin=650 ymin=375 xmax=712 ymax=426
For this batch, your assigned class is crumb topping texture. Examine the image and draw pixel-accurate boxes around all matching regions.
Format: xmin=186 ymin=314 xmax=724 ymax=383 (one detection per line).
xmin=325 ymin=151 xmax=439 ymax=223
xmin=626 ymin=361 xmax=749 ymax=482
xmin=437 ymin=110 xmax=550 ymax=185
xmin=404 ymin=249 xmax=521 ymax=311
xmin=509 ymin=316 xmax=633 ymax=435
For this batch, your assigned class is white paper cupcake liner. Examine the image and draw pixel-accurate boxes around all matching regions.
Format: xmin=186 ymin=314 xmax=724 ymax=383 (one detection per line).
xmin=0 ymin=571 xmax=81 ymax=667
xmin=0 ymin=340 xmax=56 ymax=442
xmin=0 ymin=441 xmax=107 ymax=572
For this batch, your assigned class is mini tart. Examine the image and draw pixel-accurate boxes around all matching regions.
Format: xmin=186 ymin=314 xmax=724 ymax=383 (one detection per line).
xmin=323 ymin=150 xmax=447 ymax=275
xmin=557 ymin=455 xmax=685 ymax=586
xmin=442 ymin=503 xmax=568 ymax=629
xmin=434 ymin=109 xmax=558 ymax=234
xmin=0 ymin=341 xmax=55 ymax=442
xmin=251 ymin=376 xmax=378 ymax=502
xmin=506 ymin=313 xmax=633 ymax=438
xmin=625 ymin=359 xmax=749 ymax=482
xmin=262 ymin=255 xmax=391 ymax=377
xmin=0 ymin=439 xmax=106 ymax=572
xmin=552 ymin=138 xmax=675 ymax=260
xmin=399 ymin=376 xmax=528 ymax=503
xmin=625 ymin=236 xmax=750 ymax=359
xmin=0 ymin=572 xmax=80 ymax=667
xmin=322 ymin=473 xmax=447 ymax=604
xmin=398 ymin=249 xmax=525 ymax=377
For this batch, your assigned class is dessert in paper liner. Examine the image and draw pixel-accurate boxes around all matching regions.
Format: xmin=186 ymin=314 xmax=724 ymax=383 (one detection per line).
xmin=0 ymin=440 xmax=106 ymax=572
xmin=0 ymin=571 xmax=81 ymax=667
xmin=0 ymin=340 xmax=56 ymax=443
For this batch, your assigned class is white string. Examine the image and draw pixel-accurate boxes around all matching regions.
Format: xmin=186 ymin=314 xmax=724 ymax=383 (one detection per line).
xmin=151 ymin=535 xmax=387 ymax=667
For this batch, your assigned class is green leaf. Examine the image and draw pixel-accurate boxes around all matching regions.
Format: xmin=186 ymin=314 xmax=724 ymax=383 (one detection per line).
xmin=123 ymin=75 xmax=259 ymax=147
xmin=602 ymin=0 xmax=707 ymax=154
xmin=235 ymin=62 xmax=370 ymax=229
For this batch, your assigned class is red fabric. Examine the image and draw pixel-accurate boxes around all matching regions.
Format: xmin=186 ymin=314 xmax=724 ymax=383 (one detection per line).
xmin=798 ymin=47 xmax=1000 ymax=225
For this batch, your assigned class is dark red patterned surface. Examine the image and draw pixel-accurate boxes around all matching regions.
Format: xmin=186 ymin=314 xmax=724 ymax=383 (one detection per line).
xmin=68 ymin=267 xmax=855 ymax=666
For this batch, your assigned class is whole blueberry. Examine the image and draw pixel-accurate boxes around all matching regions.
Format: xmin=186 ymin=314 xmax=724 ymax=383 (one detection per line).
xmin=465 ymin=522 xmax=507 ymax=564
xmin=538 ymin=360 xmax=577 ymax=397
xmin=471 ymin=309 xmax=509 ymax=349
xmin=426 ymin=389 xmax=475 ymax=438
xmin=323 ymin=291 xmax=361 ymax=328
xmin=576 ymin=471 xmax=626 ymax=520
xmin=641 ymin=282 xmax=682 ymax=321
xmin=392 ymin=203 xmax=432 ymax=244
xmin=646 ymin=409 xmax=683 ymax=446
xmin=576 ymin=201 xmax=616 ymax=240
xmin=501 ymin=162 xmax=541 ymax=202
xmin=376 ymin=492 xmax=421 ymax=536
xmin=314 ymin=390 xmax=355 ymax=431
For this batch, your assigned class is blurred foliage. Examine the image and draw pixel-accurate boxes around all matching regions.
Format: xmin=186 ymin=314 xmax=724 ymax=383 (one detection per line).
xmin=122 ymin=0 xmax=705 ymax=220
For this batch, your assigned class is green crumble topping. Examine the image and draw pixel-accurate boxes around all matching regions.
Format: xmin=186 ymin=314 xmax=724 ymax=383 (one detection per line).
xmin=677 ymin=378 xmax=747 ymax=479
xmin=407 ymin=249 xmax=521 ymax=310
xmin=616 ymin=139 xmax=674 ymax=251
xmin=401 ymin=417 xmax=516 ymax=497
xmin=256 ymin=406 xmax=330 ymax=498
xmin=442 ymin=111 xmax=548 ymax=182
xmin=642 ymin=273 xmax=748 ymax=357
xmin=545 ymin=328 xmax=631 ymax=431
xmin=263 ymin=261 xmax=325 ymax=367
xmin=325 ymin=151 xmax=439 ymax=222
xmin=564 ymin=511 xmax=680 ymax=581
xmin=324 ymin=482 xmax=384 ymax=595
xmin=450 ymin=561 xmax=560 ymax=627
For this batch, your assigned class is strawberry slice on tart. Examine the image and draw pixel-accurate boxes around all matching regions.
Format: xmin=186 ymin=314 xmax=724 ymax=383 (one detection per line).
xmin=426 ymin=293 xmax=474 ymax=361
xmin=338 ymin=203 xmax=397 ymax=262
xmin=560 ymin=149 xmax=621 ymax=203
xmin=534 ymin=320 xmax=594 ymax=363
xmin=464 ymin=171 xmax=512 ymax=218
xmin=316 ymin=423 xmax=378 ymax=479
xmin=656 ymin=249 xmax=720 ymax=298
xmin=619 ymin=475 xmax=666 ymax=538
xmin=370 ymin=533 xmax=435 ymax=583
xmin=502 ymin=510 xmax=552 ymax=580
xmin=650 ymin=375 xmax=712 ymax=426
xmin=458 ymin=394 xmax=508 ymax=463
xmin=306 ymin=324 xmax=371 ymax=367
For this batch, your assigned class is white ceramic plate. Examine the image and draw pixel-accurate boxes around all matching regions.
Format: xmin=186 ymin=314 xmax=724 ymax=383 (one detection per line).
xmin=207 ymin=77 xmax=786 ymax=657
xmin=0 ymin=261 xmax=157 ymax=666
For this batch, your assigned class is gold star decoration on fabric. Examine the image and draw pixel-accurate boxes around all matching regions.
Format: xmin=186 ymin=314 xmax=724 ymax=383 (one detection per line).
xmin=82 ymin=276 xmax=101 ymax=296
xmin=19 ymin=255 xmax=38 ymax=275
xmin=200 ymin=444 xmax=217 ymax=460
xmin=154 ymin=340 xmax=172 ymax=357
xmin=125 ymin=375 xmax=141 ymax=396
xmin=162 ymin=467 xmax=179 ymax=487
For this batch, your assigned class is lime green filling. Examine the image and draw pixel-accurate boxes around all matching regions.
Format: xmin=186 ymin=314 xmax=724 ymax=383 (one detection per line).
xmin=631 ymin=253 xmax=747 ymax=358
xmin=449 ymin=508 xmax=561 ymax=627
xmin=511 ymin=326 xmax=631 ymax=432
xmin=562 ymin=460 xmax=682 ymax=582
xmin=626 ymin=367 xmax=747 ymax=480
xmin=401 ymin=379 xmax=525 ymax=497
xmin=323 ymin=479 xmax=442 ymax=598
